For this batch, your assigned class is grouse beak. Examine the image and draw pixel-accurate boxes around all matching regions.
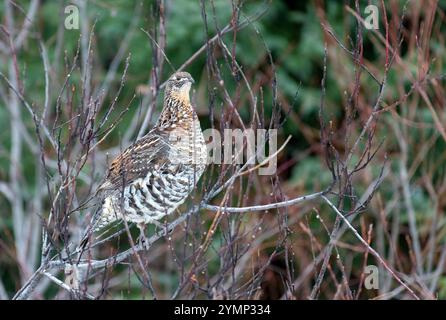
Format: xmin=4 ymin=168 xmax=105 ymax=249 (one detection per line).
xmin=189 ymin=78 xmax=195 ymax=84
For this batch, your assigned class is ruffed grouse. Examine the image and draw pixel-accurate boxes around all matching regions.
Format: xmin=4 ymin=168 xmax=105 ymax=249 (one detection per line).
xmin=86 ymin=71 xmax=207 ymax=245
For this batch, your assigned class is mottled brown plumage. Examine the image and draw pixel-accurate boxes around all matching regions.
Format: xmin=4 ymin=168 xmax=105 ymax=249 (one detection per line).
xmin=92 ymin=71 xmax=207 ymax=240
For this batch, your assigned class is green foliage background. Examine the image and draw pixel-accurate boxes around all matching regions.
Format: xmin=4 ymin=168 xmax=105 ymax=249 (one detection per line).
xmin=0 ymin=0 xmax=446 ymax=299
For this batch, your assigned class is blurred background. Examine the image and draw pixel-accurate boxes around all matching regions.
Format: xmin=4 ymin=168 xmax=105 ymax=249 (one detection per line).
xmin=0 ymin=0 xmax=445 ymax=299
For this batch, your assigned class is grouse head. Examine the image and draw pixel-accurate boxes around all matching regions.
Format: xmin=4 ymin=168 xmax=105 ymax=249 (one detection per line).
xmin=165 ymin=71 xmax=195 ymax=98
